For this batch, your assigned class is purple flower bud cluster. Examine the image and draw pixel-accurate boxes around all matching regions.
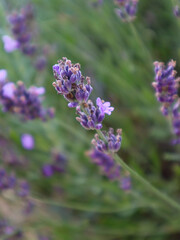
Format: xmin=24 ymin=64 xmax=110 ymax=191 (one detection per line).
xmin=92 ymin=128 xmax=122 ymax=153
xmin=53 ymin=57 xmax=92 ymax=107
xmin=76 ymin=98 xmax=114 ymax=130
xmin=173 ymin=5 xmax=180 ymax=18
xmin=2 ymin=4 xmax=47 ymax=71
xmin=0 ymin=219 xmax=23 ymax=239
xmin=88 ymin=149 xmax=121 ymax=181
xmin=53 ymin=58 xmax=114 ymax=130
xmin=114 ymin=0 xmax=139 ymax=22
xmin=153 ymin=60 xmax=180 ymax=116
xmin=172 ymin=100 xmax=180 ymax=144
xmin=0 ymin=168 xmax=16 ymax=191
xmin=42 ymin=152 xmax=67 ymax=177
xmin=88 ymin=149 xmax=131 ymax=190
xmin=0 ymin=80 xmax=54 ymax=121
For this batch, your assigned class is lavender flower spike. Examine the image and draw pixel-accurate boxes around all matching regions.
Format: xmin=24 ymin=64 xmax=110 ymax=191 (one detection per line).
xmin=2 ymin=35 xmax=18 ymax=52
xmin=92 ymin=128 xmax=122 ymax=153
xmin=21 ymin=134 xmax=34 ymax=150
xmin=172 ymin=100 xmax=180 ymax=145
xmin=173 ymin=5 xmax=180 ymax=18
xmin=0 ymin=69 xmax=7 ymax=83
xmin=153 ymin=60 xmax=180 ymax=116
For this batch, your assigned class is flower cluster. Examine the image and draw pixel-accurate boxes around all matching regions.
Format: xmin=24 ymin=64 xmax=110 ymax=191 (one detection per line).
xmin=153 ymin=60 xmax=179 ymax=116
xmin=92 ymin=128 xmax=122 ymax=153
xmin=114 ymin=0 xmax=139 ymax=22
xmin=2 ymin=4 xmax=47 ymax=71
xmin=53 ymin=58 xmax=114 ymax=130
xmin=87 ymin=149 xmax=131 ymax=190
xmin=0 ymin=168 xmax=16 ymax=191
xmin=0 ymin=79 xmax=54 ymax=121
xmin=0 ymin=219 xmax=23 ymax=239
xmin=172 ymin=100 xmax=180 ymax=144
xmin=42 ymin=152 xmax=67 ymax=177
xmin=173 ymin=5 xmax=180 ymax=18
xmin=53 ymin=57 xmax=92 ymax=107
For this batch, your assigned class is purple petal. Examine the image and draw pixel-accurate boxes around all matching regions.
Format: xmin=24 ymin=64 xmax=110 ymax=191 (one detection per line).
xmin=2 ymin=35 xmax=18 ymax=52
xmin=2 ymin=82 xmax=15 ymax=99
xmin=21 ymin=134 xmax=34 ymax=150
xmin=0 ymin=69 xmax=7 ymax=83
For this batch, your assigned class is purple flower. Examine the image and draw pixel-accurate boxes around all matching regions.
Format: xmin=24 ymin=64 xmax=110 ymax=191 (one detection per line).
xmin=153 ymin=60 xmax=179 ymax=116
xmin=0 ymin=80 xmax=54 ymax=121
xmin=173 ymin=5 xmax=180 ymax=18
xmin=29 ymin=86 xmax=46 ymax=95
xmin=0 ymin=69 xmax=7 ymax=83
xmin=114 ymin=0 xmax=139 ymax=22
xmin=120 ymin=175 xmax=131 ymax=191
xmin=42 ymin=164 xmax=54 ymax=177
xmin=88 ymin=149 xmax=121 ymax=181
xmin=42 ymin=152 xmax=67 ymax=177
xmin=92 ymin=128 xmax=122 ymax=153
xmin=21 ymin=134 xmax=34 ymax=150
xmin=52 ymin=57 xmax=92 ymax=107
xmin=171 ymin=100 xmax=180 ymax=144
xmin=2 ymin=35 xmax=18 ymax=52
xmin=1 ymin=82 xmax=15 ymax=99
xmin=17 ymin=181 xmax=30 ymax=198
xmin=96 ymin=97 xmax=114 ymax=115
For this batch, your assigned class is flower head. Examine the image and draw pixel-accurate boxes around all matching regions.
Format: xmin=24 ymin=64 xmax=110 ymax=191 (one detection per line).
xmin=153 ymin=60 xmax=179 ymax=116
xmin=21 ymin=134 xmax=34 ymax=150
xmin=2 ymin=35 xmax=18 ymax=52
xmin=96 ymin=97 xmax=114 ymax=115
xmin=173 ymin=5 xmax=180 ymax=18
xmin=0 ymin=69 xmax=7 ymax=83
xmin=92 ymin=128 xmax=122 ymax=153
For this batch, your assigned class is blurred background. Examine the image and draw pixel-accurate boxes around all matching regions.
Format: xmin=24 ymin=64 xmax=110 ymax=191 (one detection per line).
xmin=0 ymin=0 xmax=180 ymax=239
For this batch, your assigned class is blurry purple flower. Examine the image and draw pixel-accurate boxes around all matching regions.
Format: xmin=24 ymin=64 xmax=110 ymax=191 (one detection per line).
xmin=42 ymin=164 xmax=54 ymax=177
xmin=120 ymin=175 xmax=131 ymax=191
xmin=153 ymin=60 xmax=179 ymax=116
xmin=2 ymin=82 xmax=15 ymax=99
xmin=174 ymin=5 xmax=180 ymax=18
xmin=29 ymin=86 xmax=46 ymax=95
xmin=96 ymin=97 xmax=114 ymax=115
xmin=0 ymin=69 xmax=7 ymax=83
xmin=88 ymin=149 xmax=121 ymax=180
xmin=35 ymin=56 xmax=47 ymax=71
xmin=21 ymin=134 xmax=34 ymax=150
xmin=2 ymin=35 xmax=18 ymax=52
xmin=17 ymin=180 xmax=30 ymax=198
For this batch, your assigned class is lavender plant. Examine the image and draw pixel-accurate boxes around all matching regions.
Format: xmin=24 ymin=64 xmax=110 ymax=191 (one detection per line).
xmin=52 ymin=57 xmax=180 ymax=211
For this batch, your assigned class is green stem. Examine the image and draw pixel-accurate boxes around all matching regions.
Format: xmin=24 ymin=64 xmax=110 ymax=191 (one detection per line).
xmin=114 ymin=154 xmax=180 ymax=211
xmin=95 ymin=128 xmax=180 ymax=211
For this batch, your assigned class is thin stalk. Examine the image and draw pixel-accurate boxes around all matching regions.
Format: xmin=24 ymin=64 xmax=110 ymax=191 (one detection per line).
xmin=32 ymin=197 xmax=157 ymax=214
xmin=96 ymin=128 xmax=180 ymax=212
xmin=129 ymin=23 xmax=153 ymax=67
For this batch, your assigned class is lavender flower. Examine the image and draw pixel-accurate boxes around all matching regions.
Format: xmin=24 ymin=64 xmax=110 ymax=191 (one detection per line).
xmin=76 ymin=99 xmax=114 ymax=130
xmin=52 ymin=57 xmax=92 ymax=107
xmin=21 ymin=134 xmax=35 ymax=150
xmin=172 ymin=100 xmax=180 ymax=144
xmin=173 ymin=5 xmax=180 ymax=18
xmin=120 ymin=175 xmax=131 ymax=191
xmin=2 ymin=35 xmax=18 ymax=53
xmin=0 ymin=69 xmax=7 ymax=83
xmin=42 ymin=152 xmax=67 ymax=177
xmin=0 ymin=219 xmax=23 ymax=239
xmin=88 ymin=149 xmax=121 ymax=180
xmin=114 ymin=0 xmax=139 ymax=22
xmin=92 ymin=128 xmax=122 ymax=153
xmin=4 ymin=4 xmax=47 ymax=71
xmin=0 ymin=80 xmax=54 ymax=121
xmin=153 ymin=60 xmax=180 ymax=116
xmin=0 ymin=168 xmax=16 ymax=191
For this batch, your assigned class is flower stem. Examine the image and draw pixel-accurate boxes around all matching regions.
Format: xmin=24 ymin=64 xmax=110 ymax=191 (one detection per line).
xmin=114 ymin=153 xmax=180 ymax=212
